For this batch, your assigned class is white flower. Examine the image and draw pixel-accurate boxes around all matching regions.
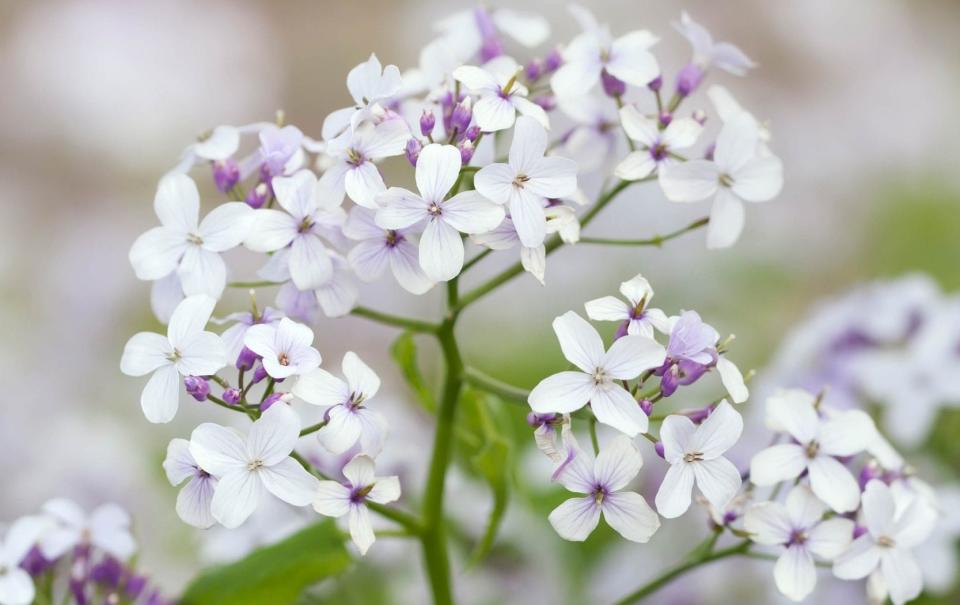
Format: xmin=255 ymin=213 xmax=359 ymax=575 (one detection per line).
xmin=659 ymin=114 xmax=783 ymax=249
xmin=314 ymin=254 xmax=360 ymax=318
xmin=707 ymin=85 xmax=771 ymax=144
xmin=212 ymin=306 xmax=285 ymax=364
xmin=744 ymin=485 xmax=854 ymax=601
xmin=375 ymin=144 xmax=504 ymax=281
xmin=584 ymin=273 xmax=671 ymax=338
xmin=0 ymin=516 xmax=49 ymax=605
xmin=453 ymin=63 xmax=548 ymax=132
xmin=528 ymin=311 xmax=666 ymax=436
xmin=322 ymin=54 xmax=403 ymax=141
xmin=749 ymin=389 xmax=877 ymax=513
xmin=258 ymin=125 xmax=306 ymax=177
xmin=551 ymin=20 xmax=659 ymax=98
xmin=555 ymin=95 xmax=620 ymax=173
xmin=129 ymin=173 xmax=254 ymax=298
xmin=39 ymin=499 xmax=135 ymax=561
xmin=548 ymin=434 xmax=660 ymax=543
xmin=313 ymin=454 xmax=401 ymax=555
xmin=432 ymin=8 xmax=549 ymax=64
xmin=243 ymin=317 xmax=321 ymax=380
xmin=320 ymin=118 xmax=410 ymax=208
xmin=673 ymin=11 xmax=755 ymax=75
xmin=655 ymin=400 xmax=743 ymax=518
xmin=120 ymin=295 xmax=227 ymax=423
xmin=343 ymin=207 xmax=434 ymax=295
xmin=470 ymin=214 xmax=546 ymax=284
xmin=615 ymin=105 xmax=702 ymax=182
xmin=244 ymin=170 xmax=345 ymax=290
xmin=189 ymin=404 xmax=319 ymax=529
xmin=163 ymin=438 xmax=218 ymax=529
xmin=474 ymin=117 xmax=578 ymax=247
xmin=293 ymin=352 xmax=388 ymax=456
xmin=833 ymin=480 xmax=937 ymax=605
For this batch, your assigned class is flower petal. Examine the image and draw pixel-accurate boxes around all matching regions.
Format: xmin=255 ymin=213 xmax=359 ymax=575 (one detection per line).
xmin=584 ymin=296 xmax=630 ymax=322
xmin=806 ymin=518 xmax=855 ymax=561
xmin=199 ymin=202 xmax=255 ymax=251
xmin=473 ymin=163 xmax=516 ymax=205
xmin=591 ymin=385 xmax=649 ymax=437
xmin=121 ymin=333 xmax=172 ymax=376
xmin=473 ymin=95 xmax=517 ymax=132
xmin=706 ymin=188 xmax=745 ymax=249
xmin=416 ymin=144 xmax=462 ymax=202
xmin=692 ymin=456 xmax=741 ymax=512
xmin=602 ymin=492 xmax=660 ymax=543
xmin=260 ymin=457 xmax=319 ymax=507
xmin=601 ymin=334 xmax=666 ymax=379
xmin=189 ymin=423 xmax=247 ymax=476
xmin=593 ymin=435 xmax=643 ymax=491
xmin=659 ymin=415 xmax=697 ymax=464
xmin=693 ymin=400 xmax=743 ymax=459
xmin=658 ymin=159 xmax=720 ymax=202
xmin=210 ymin=470 xmax=263 ymax=529
xmin=140 ymin=365 xmax=181 ymax=424
xmin=247 ymin=403 xmax=301 ymax=465
xmin=289 ymin=234 xmax=334 ymax=290
xmin=549 ymin=496 xmax=601 ymax=541
xmin=349 ymin=504 xmax=376 ymax=555
xmin=552 ymin=310 xmax=604 ymax=372
xmin=442 ymin=191 xmax=506 ymax=234
xmin=833 ymin=535 xmax=881 ymax=580
xmin=528 ymin=371 xmax=596 ymax=414
xmin=808 ymin=455 xmax=860 ymax=513
xmin=774 ymin=545 xmax=817 ymax=602
xmin=129 ymin=227 xmax=187 ymax=280
xmin=655 ymin=462 xmax=695 ymax=519
xmin=880 ymin=548 xmax=923 ymax=605
xmin=743 ymin=501 xmax=792 ymax=545
xmin=313 ymin=481 xmax=351 ymax=517
xmin=176 ymin=475 xmax=217 ymax=529
xmin=748 ymin=444 xmax=807 ymax=486
xmin=419 ymin=218 xmax=464 ymax=282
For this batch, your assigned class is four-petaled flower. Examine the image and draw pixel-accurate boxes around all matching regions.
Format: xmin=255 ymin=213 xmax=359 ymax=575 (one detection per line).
xmin=673 ymin=11 xmax=756 ymax=76
xmin=0 ymin=516 xmax=50 ymax=605
xmin=453 ymin=62 xmax=549 ymax=132
xmin=322 ymin=53 xmax=403 ymax=141
xmin=529 ymin=311 xmax=666 ymax=437
xmin=38 ymin=499 xmax=136 ymax=561
xmin=615 ymin=105 xmax=702 ymax=182
xmin=584 ymin=273 xmax=671 ymax=339
xmin=243 ymin=317 xmax=322 ymax=380
xmin=163 ymin=438 xmax=218 ymax=529
xmin=320 ymin=119 xmax=411 ymax=208
xmin=343 ymin=207 xmax=434 ymax=295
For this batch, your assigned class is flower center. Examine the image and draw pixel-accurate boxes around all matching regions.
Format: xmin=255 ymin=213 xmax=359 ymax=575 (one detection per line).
xmin=718 ymin=173 xmax=735 ymax=187
xmin=787 ymin=529 xmax=808 ymax=546
xmin=347 ymin=148 xmax=365 ymax=166
xmin=805 ymin=440 xmax=820 ymax=459
xmin=591 ymin=368 xmax=609 ymax=385
xmin=278 ymin=352 xmax=290 ymax=366
xmin=877 ymin=535 xmax=896 ymax=548
xmin=166 ymin=348 xmax=182 ymax=363
xmin=298 ymin=216 xmax=315 ymax=234
xmin=247 ymin=459 xmax=264 ymax=471
xmin=650 ymin=142 xmax=668 ymax=161
xmin=428 ymin=203 xmax=443 ymax=217
xmin=350 ymin=483 xmax=375 ymax=504
xmin=593 ymin=485 xmax=608 ymax=505
xmin=187 ymin=233 xmax=204 ymax=245
xmin=683 ymin=451 xmax=704 ymax=463
xmin=512 ymin=174 xmax=530 ymax=188
xmin=385 ymin=230 xmax=403 ymax=247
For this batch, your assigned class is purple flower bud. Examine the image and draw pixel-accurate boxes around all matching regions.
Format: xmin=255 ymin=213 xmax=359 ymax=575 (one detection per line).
xmin=124 ymin=574 xmax=147 ymax=599
xmin=675 ymin=64 xmax=704 ymax=97
xmin=90 ymin=557 xmax=123 ymax=588
xmin=654 ymin=441 xmax=665 ymax=459
xmin=692 ymin=109 xmax=707 ymax=125
xmin=704 ymin=142 xmax=716 ymax=161
xmin=252 ymin=364 xmax=269 ymax=384
xmin=524 ymin=59 xmax=543 ymax=82
xmin=236 ymin=346 xmax=259 ymax=371
xmin=222 ymin=388 xmax=242 ymax=406
xmin=534 ymin=95 xmax=556 ymax=112
xmin=526 ymin=412 xmax=556 ymax=428
xmin=600 ymin=69 xmax=626 ymax=98
xmin=458 ymin=140 xmax=475 ymax=165
xmin=659 ymin=112 xmax=673 ymax=127
xmin=858 ymin=463 xmax=881 ymax=490
xmin=212 ymin=159 xmax=240 ymax=193
xmin=853 ymin=524 xmax=868 ymax=539
xmin=647 ymin=75 xmax=663 ymax=92
xmin=244 ymin=182 xmax=270 ymax=210
xmin=450 ymin=99 xmax=472 ymax=133
xmin=419 ymin=110 xmax=436 ymax=137
xmin=543 ymin=48 xmax=563 ymax=73
xmin=479 ymin=36 xmax=504 ymax=62
xmin=184 ymin=376 xmax=209 ymax=402
xmin=20 ymin=546 xmax=53 ymax=576
xmin=260 ymin=392 xmax=283 ymax=412
xmin=405 ymin=138 xmax=422 ymax=167
xmin=639 ymin=399 xmax=653 ymax=416
xmin=464 ymin=125 xmax=481 ymax=142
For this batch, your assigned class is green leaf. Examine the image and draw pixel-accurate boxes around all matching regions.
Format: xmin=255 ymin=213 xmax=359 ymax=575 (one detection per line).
xmin=180 ymin=520 xmax=351 ymax=605
xmin=390 ymin=332 xmax=436 ymax=412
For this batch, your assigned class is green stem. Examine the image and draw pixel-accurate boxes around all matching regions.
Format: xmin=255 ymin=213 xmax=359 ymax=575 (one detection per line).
xmin=298 ymin=420 xmax=328 ymax=437
xmin=613 ymin=540 xmax=751 ymax=604
xmin=588 ymin=416 xmax=600 ymax=455
xmin=462 ymin=366 xmax=529 ymax=403
xmin=227 ymin=280 xmax=283 ymax=289
xmin=352 ymin=306 xmax=440 ymax=333
xmin=579 ymin=217 xmax=709 ymax=247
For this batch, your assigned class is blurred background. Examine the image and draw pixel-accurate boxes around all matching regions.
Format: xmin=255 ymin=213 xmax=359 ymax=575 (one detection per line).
xmin=1 ymin=0 xmax=959 ymax=603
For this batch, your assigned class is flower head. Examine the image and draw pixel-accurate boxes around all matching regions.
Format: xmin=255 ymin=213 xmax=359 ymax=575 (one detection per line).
xmin=343 ymin=207 xmax=434 ymax=295
xmin=673 ymin=11 xmax=755 ymax=76
xmin=243 ymin=317 xmax=321 ymax=380
xmin=584 ymin=273 xmax=671 ymax=339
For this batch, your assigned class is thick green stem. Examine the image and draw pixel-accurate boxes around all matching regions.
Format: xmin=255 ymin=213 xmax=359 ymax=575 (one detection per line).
xmin=613 ymin=540 xmax=750 ymax=604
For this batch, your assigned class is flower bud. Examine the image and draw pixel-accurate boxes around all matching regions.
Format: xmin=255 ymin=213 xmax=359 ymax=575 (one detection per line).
xmin=184 ymin=376 xmax=209 ymax=402
xmin=639 ymin=399 xmax=653 ymax=416
xmin=244 ymin=182 xmax=270 ymax=209
xmin=212 ymin=159 xmax=240 ymax=193
xmin=260 ymin=392 xmax=283 ymax=412
xmin=222 ymin=388 xmax=242 ymax=406
xmin=534 ymin=95 xmax=556 ymax=112
xmin=654 ymin=441 xmax=665 ymax=459
xmin=21 ymin=546 xmax=53 ymax=576
xmin=524 ymin=59 xmax=543 ymax=82
xmin=658 ymin=112 xmax=673 ymax=127
xmin=692 ymin=109 xmax=707 ymax=125
xmin=479 ymin=36 xmax=504 ymax=63
xmin=675 ymin=63 xmax=704 ymax=97
xmin=124 ymin=574 xmax=148 ymax=599
xmin=704 ymin=142 xmax=716 ymax=161
xmin=543 ymin=47 xmax=563 ymax=73
xmin=236 ymin=346 xmax=259 ymax=371
xmin=252 ymin=365 xmax=269 ymax=384
xmin=464 ymin=125 xmax=481 ymax=142
xmin=600 ymin=69 xmax=626 ymax=98
xmin=458 ymin=139 xmax=475 ymax=165
xmin=853 ymin=524 xmax=868 ymax=539
xmin=419 ymin=110 xmax=436 ymax=137
xmin=451 ymin=98 xmax=472 ymax=133
xmin=405 ymin=138 xmax=422 ymax=167
xmin=647 ymin=75 xmax=663 ymax=92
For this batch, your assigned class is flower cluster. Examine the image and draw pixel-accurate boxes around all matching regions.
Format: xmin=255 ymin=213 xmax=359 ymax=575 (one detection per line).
xmin=0 ymin=501 xmax=165 ymax=605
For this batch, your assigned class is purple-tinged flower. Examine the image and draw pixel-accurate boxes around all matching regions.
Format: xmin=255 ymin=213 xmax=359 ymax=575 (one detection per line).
xmin=692 ymin=109 xmax=707 ymax=125
xmin=453 ymin=64 xmax=549 ymax=133
xmin=211 ymin=159 xmax=240 ymax=193
xmin=585 ymin=273 xmax=671 ymax=339
xmin=675 ymin=63 xmax=704 ymax=97
xmin=184 ymin=376 xmax=210 ymax=402
xmin=543 ymin=47 xmax=563 ymax=73
xmin=450 ymin=98 xmax=473 ymax=133
xmin=258 ymin=125 xmax=304 ymax=179
xmin=464 ymin=125 xmax=481 ymax=142
xmin=222 ymin=388 xmax=242 ymax=406
xmin=236 ymin=346 xmax=259 ymax=371
xmin=674 ymin=11 xmax=756 ymax=76
xmin=549 ymin=434 xmax=659 ymax=542
xmin=89 ymin=556 xmax=124 ymax=588
xmin=419 ymin=110 xmax=436 ymax=137
xmin=244 ymin=317 xmax=321 ymax=380
xmin=320 ymin=119 xmax=410 ymax=208
xmin=244 ymin=182 xmax=270 ymax=209
xmin=124 ymin=574 xmax=147 ymax=599
xmin=405 ymin=138 xmax=422 ymax=167
xmin=615 ymin=106 xmax=702 ymax=182
xmin=639 ymin=399 xmax=653 ymax=416
xmin=654 ymin=310 xmax=719 ymax=394
xmin=260 ymin=392 xmax=284 ymax=412
xmin=534 ymin=95 xmax=556 ymax=111
xmin=600 ymin=69 xmax=626 ymax=97
xmin=213 ymin=306 xmax=284 ymax=365
xmin=524 ymin=58 xmax=543 ymax=82
xmin=528 ymin=413 xmax=570 ymax=463
xmin=658 ymin=111 xmax=672 ymax=127
xmin=252 ymin=364 xmax=269 ymax=385
xmin=342 ymin=207 xmax=433 ymax=295
xmin=458 ymin=139 xmax=475 ymax=165
xmin=647 ymin=75 xmax=663 ymax=91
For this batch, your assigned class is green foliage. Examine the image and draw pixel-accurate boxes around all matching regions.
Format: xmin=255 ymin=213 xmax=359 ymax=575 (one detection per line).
xmin=180 ymin=520 xmax=351 ymax=605
xmin=390 ymin=331 xmax=436 ymax=412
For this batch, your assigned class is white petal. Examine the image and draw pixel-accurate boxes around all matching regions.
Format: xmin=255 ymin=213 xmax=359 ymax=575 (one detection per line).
xmin=316 ymin=271 xmax=358 ymax=318
xmin=247 ymin=403 xmax=301 ymax=465
xmin=591 ymin=385 xmax=649 ymax=436
xmin=715 ymin=114 xmax=760 ymax=173
xmin=706 ymin=188 xmax=745 ymax=249
xmin=343 ymin=454 xmax=376 ymax=488
xmin=442 ymin=191 xmax=506 ymax=234
xmin=374 ymin=188 xmax=429 ymax=229
xmin=154 ymin=173 xmax=200 ymax=232
xmin=150 ymin=271 xmax=184 ymax=324
xmin=525 ymin=156 xmax=578 ymax=199
xmin=313 ymin=481 xmax=351 ymax=517
xmin=512 ymin=96 xmax=550 ymax=129
xmin=619 ymin=105 xmax=658 ymax=146
xmin=593 ymin=435 xmax=642 ymax=491
xmin=692 ymin=456 xmax=741 ymax=511
xmin=554 ymin=441 xmax=596 ymax=494
xmin=550 ymin=54 xmax=601 ymax=98
xmin=655 ymin=462 xmax=695 ymax=518
xmin=732 ymin=155 xmax=783 ymax=202
xmin=806 ymin=518 xmax=855 ymax=560
xmin=520 ymin=244 xmax=546 ymax=284
xmin=601 ymin=334 xmax=666 ymax=379
xmin=509 ymin=116 xmax=549 ymax=173
xmin=348 ymin=504 xmax=376 ymax=555
xmin=602 ymin=492 xmax=660 ymax=543
xmin=348 ymin=240 xmax=390 ymax=282
xmin=785 ymin=484 xmax=827 ymax=530
xmin=748 ymin=444 xmax=807 ymax=486
xmin=808 ymin=455 xmax=860 ymax=513
xmin=743 ymin=502 xmax=792 ymax=545
xmin=692 ymin=400 xmax=743 ymax=459
xmin=244 ymin=209 xmax=298 ymax=252
xmin=176 ymin=475 xmax=217 ymax=529
xmin=178 ymin=246 xmax=226 ymax=298
xmin=167 ymin=294 xmax=216 ymax=349
xmin=765 ymin=389 xmax=819 ymax=444
xmin=345 ymin=162 xmax=386 ymax=208
xmin=210 ymin=470 xmax=264 ymax=529
xmin=294 ymin=368 xmax=349 ymax=407
xmin=140 ymin=365 xmax=181 ymax=424
xmin=861 ymin=480 xmax=896 ymax=538
xmin=833 ymin=535 xmax=881 ymax=580
xmin=317 ymin=406 xmax=363 ymax=454
xmin=716 ymin=357 xmax=749 ymax=403
xmin=176 ymin=331 xmax=227 ymax=376
xmin=607 ymin=31 xmax=660 ymax=86
xmin=584 ymin=296 xmax=630 ymax=322
xmin=552 ymin=310 xmax=605 ymax=372
xmin=528 ymin=371 xmax=596 ymax=414
xmin=662 ymin=118 xmax=703 ymax=149
xmin=289 ymin=235 xmax=334 ymax=290
xmin=493 ymin=8 xmax=550 ymax=46
xmin=0 ymin=568 xmax=35 ymax=605
xmin=658 ymin=160 xmax=720 ymax=202
xmin=659 ymin=415 xmax=697 ymax=464
xmin=260 ymin=457 xmax=319 ymax=507
xmin=367 ymin=475 xmax=401 ymax=504
xmin=473 ymin=95 xmax=517 ymax=132
xmin=416 ymin=144 xmax=462 ymax=202
xmin=390 ymin=240 xmax=435 ymax=294
xmin=163 ymin=438 xmax=198 ymax=486
xmin=548 ymin=496 xmax=601 ymax=541
xmin=129 ymin=227 xmax=187 ymax=280
xmin=473 ymin=163 xmax=516 ymax=205
xmin=419 ymin=218 xmax=464 ymax=282
xmin=615 ymin=151 xmax=657 ymax=181
xmin=818 ymin=410 xmax=876 ymax=457
xmin=189 ymin=423 xmax=247 ymax=476
xmin=342 ymin=351 xmax=380 ymax=399
xmin=774 ymin=545 xmax=817 ymax=602
xmin=199 ymin=202 xmax=255 ymax=251
xmin=121 ymin=332 xmax=172 ymax=376
xmin=509 ymin=189 xmax=547 ymax=248
xmin=194 ymin=125 xmax=239 ymax=160
xmin=880 ymin=549 xmax=923 ymax=605
xmin=452 ymin=65 xmax=499 ymax=92
xmin=342 ymin=206 xmax=383 ymax=240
